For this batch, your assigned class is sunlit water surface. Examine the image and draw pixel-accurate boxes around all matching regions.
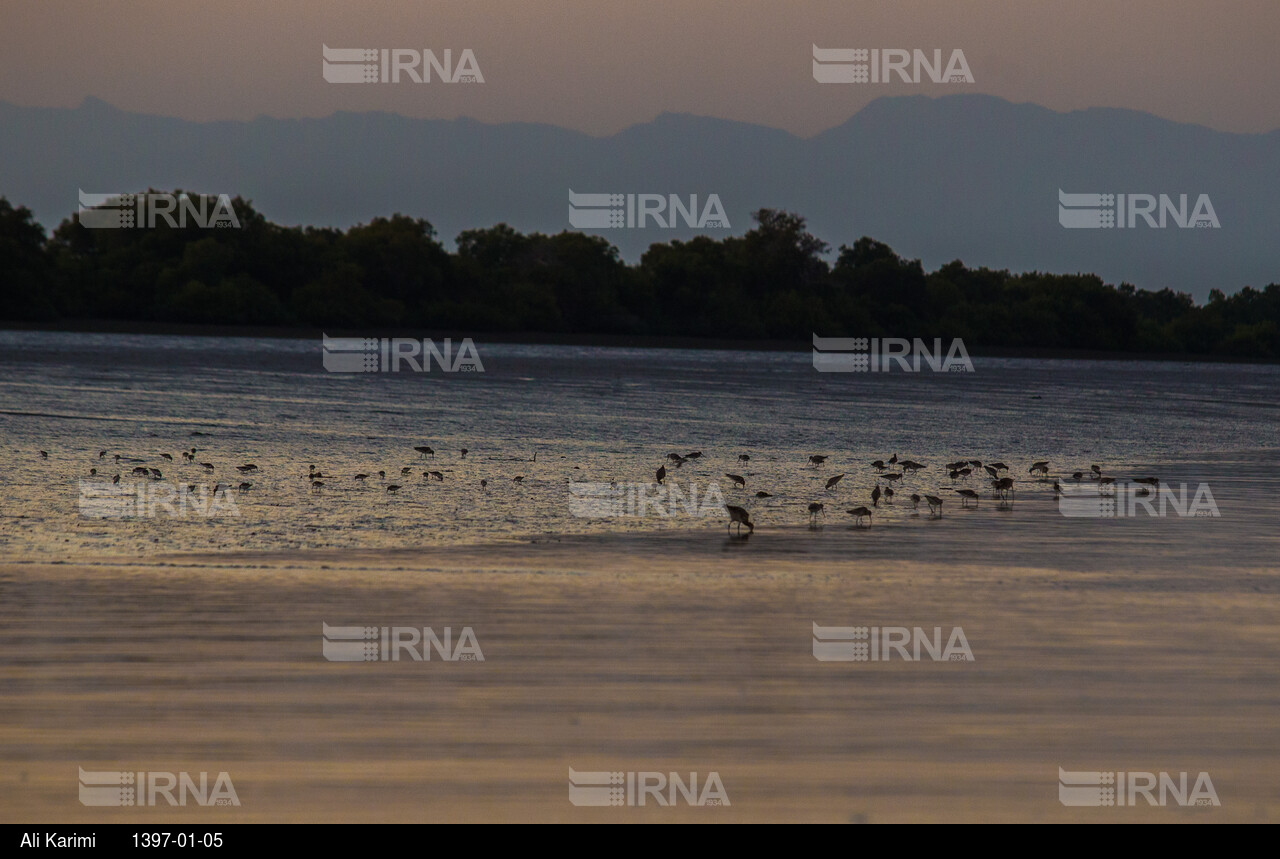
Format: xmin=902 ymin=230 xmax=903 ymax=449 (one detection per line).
xmin=0 ymin=330 xmax=1277 ymax=568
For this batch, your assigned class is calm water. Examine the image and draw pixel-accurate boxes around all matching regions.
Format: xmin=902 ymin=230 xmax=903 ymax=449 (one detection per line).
xmin=1 ymin=330 xmax=1278 ymax=565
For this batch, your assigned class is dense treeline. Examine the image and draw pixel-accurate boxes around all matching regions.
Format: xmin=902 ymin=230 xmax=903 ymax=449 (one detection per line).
xmin=2 ymin=193 xmax=1278 ymax=357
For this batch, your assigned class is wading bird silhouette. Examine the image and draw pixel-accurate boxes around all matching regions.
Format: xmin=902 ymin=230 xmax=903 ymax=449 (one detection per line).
xmin=846 ymin=506 xmax=872 ymax=527
xmin=725 ymin=505 xmax=754 ymax=535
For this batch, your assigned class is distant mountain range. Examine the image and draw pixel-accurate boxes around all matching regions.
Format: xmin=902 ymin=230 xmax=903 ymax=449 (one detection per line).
xmin=2 ymin=94 xmax=1277 ymax=299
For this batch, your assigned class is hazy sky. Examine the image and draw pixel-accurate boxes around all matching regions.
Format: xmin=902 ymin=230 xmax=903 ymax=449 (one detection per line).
xmin=3 ymin=0 xmax=1278 ymax=136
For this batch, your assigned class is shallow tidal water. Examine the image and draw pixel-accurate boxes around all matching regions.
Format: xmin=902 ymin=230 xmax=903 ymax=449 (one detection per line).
xmin=0 ymin=330 xmax=1277 ymax=566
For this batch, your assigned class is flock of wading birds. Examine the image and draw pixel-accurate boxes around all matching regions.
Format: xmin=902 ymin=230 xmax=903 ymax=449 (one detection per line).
xmin=647 ymin=450 xmax=1161 ymax=536
xmin=52 ymin=444 xmax=1158 ymax=535
xmin=60 ymin=443 xmax=527 ymax=497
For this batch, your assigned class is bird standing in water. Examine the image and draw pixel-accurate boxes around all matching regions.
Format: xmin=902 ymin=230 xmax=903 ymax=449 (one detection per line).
xmin=846 ymin=506 xmax=872 ymax=527
xmin=725 ymin=505 xmax=754 ymax=535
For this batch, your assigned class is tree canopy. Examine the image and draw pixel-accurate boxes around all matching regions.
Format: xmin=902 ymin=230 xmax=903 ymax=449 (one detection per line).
xmin=1 ymin=193 xmax=1277 ymax=359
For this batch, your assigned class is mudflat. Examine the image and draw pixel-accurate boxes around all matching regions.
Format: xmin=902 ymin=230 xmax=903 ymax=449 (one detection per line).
xmin=2 ymin=533 xmax=1275 ymax=822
